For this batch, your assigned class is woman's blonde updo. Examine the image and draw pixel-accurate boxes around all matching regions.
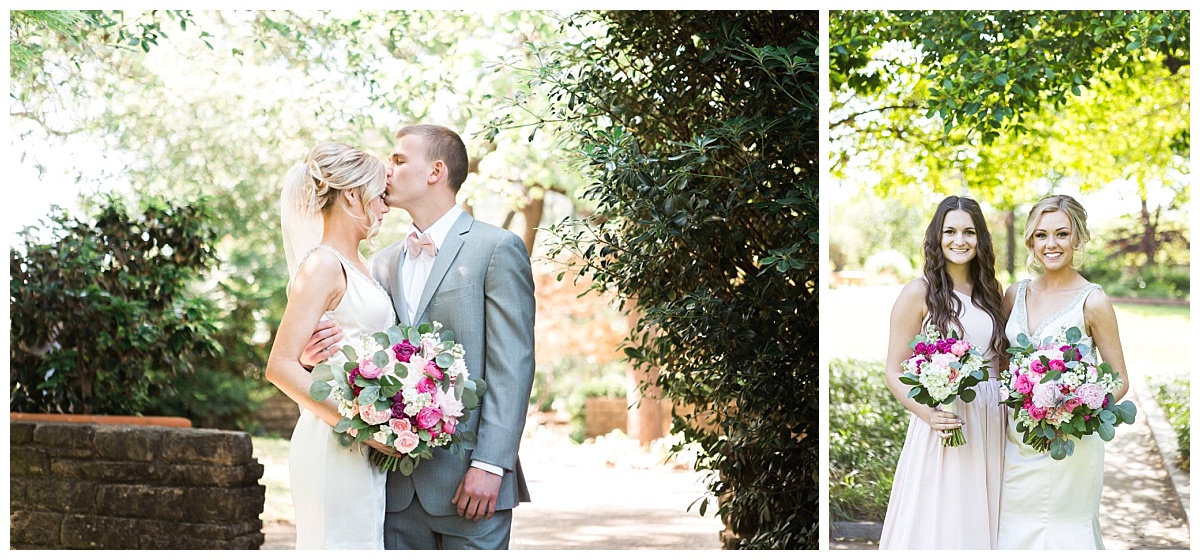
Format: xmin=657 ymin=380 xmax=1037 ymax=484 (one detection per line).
xmin=286 ymin=141 xmax=387 ymax=237
xmin=1022 ymin=194 xmax=1092 ymax=273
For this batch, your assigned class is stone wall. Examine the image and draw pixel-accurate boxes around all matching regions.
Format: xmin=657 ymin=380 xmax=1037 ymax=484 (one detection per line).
xmin=9 ymin=420 xmax=265 ymax=549
xmin=255 ymin=391 xmax=300 ymax=439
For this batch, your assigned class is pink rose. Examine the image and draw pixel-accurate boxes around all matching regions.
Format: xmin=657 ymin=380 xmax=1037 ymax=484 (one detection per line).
xmin=442 ymin=417 xmax=458 ymax=435
xmin=1030 ymin=360 xmax=1047 ymax=374
xmin=425 ymin=361 xmax=444 ymax=380
xmin=1063 ymin=397 xmax=1081 ymax=413
xmin=358 ymin=358 xmax=384 ymax=380
xmin=393 ymin=430 xmax=419 ymax=454
xmin=416 ymin=407 xmax=442 ymax=430
xmin=417 ymin=376 xmax=438 ymax=395
xmin=389 ymin=418 xmax=412 ymax=434
xmin=1048 ymin=359 xmax=1067 ymax=373
xmin=1014 ymin=374 xmax=1034 ymax=395
xmin=358 ymin=402 xmax=392 ymax=425
xmin=950 ymin=340 xmax=970 ymax=357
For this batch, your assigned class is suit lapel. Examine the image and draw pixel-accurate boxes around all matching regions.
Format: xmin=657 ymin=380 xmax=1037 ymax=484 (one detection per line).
xmin=414 ymin=212 xmax=473 ymax=323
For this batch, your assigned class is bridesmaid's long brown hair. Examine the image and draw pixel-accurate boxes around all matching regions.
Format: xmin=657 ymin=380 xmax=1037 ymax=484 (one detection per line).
xmin=921 ymin=196 xmax=1006 ymax=358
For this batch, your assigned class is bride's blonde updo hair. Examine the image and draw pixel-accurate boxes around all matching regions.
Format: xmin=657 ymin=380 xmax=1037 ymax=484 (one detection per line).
xmin=286 ymin=141 xmax=387 ymax=237
xmin=1022 ymin=194 xmax=1092 ymax=274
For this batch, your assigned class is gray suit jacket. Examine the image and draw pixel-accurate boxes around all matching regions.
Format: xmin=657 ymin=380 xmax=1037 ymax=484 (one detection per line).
xmin=370 ymin=211 xmax=535 ymax=516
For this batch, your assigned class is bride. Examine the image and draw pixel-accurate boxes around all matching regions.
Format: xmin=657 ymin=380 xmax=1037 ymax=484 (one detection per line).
xmin=997 ymin=194 xmax=1131 ymax=549
xmin=266 ymin=142 xmax=397 ymax=549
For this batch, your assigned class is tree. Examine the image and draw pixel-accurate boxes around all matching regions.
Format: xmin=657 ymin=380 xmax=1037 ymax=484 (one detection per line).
xmin=9 ymin=11 xmax=596 ymax=428
xmin=10 ymin=194 xmax=224 ymax=417
xmin=492 ymin=11 xmax=819 ymax=549
xmin=829 ymin=10 xmax=1189 ymax=279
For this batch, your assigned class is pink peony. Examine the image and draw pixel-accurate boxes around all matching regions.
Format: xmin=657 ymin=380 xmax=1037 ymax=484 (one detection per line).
xmin=358 ymin=402 xmax=393 ymax=425
xmin=1075 ymin=383 xmax=1107 ymax=409
xmin=1048 ymin=359 xmax=1067 ymax=373
xmin=1032 ymin=382 xmax=1061 ymax=409
xmin=416 ymin=407 xmax=442 ymax=430
xmin=1014 ymin=374 xmax=1035 ymax=395
xmin=442 ymin=417 xmax=458 ymax=435
xmin=358 ymin=358 xmax=384 ymax=380
xmin=393 ymin=430 xmax=419 ymax=454
xmin=424 ymin=361 xmax=444 ymax=380
xmin=950 ymin=340 xmax=970 ymax=357
xmin=1030 ymin=360 xmax=1047 ymax=374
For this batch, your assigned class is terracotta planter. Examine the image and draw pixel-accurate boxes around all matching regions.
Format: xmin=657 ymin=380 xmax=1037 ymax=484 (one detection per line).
xmin=10 ymin=412 xmax=192 ymax=428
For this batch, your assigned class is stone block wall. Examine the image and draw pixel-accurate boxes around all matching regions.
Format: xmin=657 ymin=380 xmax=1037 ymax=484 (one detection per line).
xmin=9 ymin=421 xmax=266 ymax=549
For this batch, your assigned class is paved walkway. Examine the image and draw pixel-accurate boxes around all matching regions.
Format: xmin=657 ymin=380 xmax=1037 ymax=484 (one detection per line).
xmin=260 ymin=427 xmax=724 ymax=550
xmin=829 ymin=379 xmax=1191 ymax=550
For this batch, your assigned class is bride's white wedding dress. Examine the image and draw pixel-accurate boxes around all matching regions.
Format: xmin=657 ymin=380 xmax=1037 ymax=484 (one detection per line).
xmin=998 ymin=279 xmax=1105 ymax=549
xmin=289 ymin=245 xmax=394 ymax=549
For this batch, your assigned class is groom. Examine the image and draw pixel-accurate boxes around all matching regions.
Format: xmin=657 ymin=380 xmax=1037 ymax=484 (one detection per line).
xmin=304 ymin=124 xmax=535 ymax=549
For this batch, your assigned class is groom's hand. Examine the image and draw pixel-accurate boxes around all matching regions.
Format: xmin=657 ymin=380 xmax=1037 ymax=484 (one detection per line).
xmin=300 ymin=318 xmax=344 ymax=369
xmin=452 ymin=467 xmax=501 ymax=521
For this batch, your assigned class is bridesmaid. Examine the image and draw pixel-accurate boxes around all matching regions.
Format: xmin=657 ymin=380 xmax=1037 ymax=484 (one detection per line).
xmin=879 ymin=195 xmax=1008 ymax=549
xmin=997 ymin=194 xmax=1131 ymax=549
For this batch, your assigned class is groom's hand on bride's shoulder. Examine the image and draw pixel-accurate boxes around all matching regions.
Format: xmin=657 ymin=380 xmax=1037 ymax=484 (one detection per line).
xmin=451 ymin=467 xmax=501 ymax=521
xmin=299 ymin=319 xmax=344 ymax=370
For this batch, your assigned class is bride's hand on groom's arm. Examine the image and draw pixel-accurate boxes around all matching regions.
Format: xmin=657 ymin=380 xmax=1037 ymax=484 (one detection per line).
xmin=299 ymin=318 xmax=344 ymax=369
xmin=452 ymin=467 xmax=501 ymax=522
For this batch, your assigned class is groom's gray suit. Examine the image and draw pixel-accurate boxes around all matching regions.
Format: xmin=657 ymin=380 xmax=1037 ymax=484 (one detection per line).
xmin=370 ymin=210 xmax=534 ymax=549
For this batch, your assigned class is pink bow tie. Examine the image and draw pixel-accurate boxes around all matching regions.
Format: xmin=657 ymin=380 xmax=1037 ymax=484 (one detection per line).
xmin=406 ymin=232 xmax=438 ymax=259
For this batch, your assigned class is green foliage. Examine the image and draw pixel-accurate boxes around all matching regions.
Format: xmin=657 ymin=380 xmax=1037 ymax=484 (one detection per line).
xmin=1149 ymin=375 xmax=1191 ymax=472
xmin=9 ymin=194 xmax=226 ymax=417
xmin=828 ymin=359 xmax=909 ymax=522
xmin=832 ymin=10 xmax=1189 ymax=145
xmin=502 ymin=11 xmax=819 ymax=548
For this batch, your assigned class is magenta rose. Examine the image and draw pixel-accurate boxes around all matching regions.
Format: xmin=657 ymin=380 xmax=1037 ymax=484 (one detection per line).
xmin=1013 ymin=374 xmax=1034 ymax=395
xmin=914 ymin=342 xmax=929 ymax=355
xmin=393 ymin=340 xmax=418 ymax=362
xmin=1030 ymin=360 xmax=1047 ymax=374
xmin=1048 ymin=359 xmax=1067 ymax=372
xmin=347 ymin=368 xmax=363 ymax=395
xmin=1028 ymin=405 xmax=1047 ymax=421
xmin=416 ymin=407 xmax=442 ymax=430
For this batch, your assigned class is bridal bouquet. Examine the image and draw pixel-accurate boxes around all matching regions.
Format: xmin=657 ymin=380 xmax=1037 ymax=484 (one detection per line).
xmin=309 ymin=321 xmax=486 ymax=475
xmin=999 ymin=326 xmax=1136 ymax=460
xmin=898 ymin=324 xmax=990 ymax=447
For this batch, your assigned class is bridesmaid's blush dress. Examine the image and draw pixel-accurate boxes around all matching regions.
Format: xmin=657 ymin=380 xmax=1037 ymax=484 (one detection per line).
xmin=879 ymin=289 xmax=1006 ymax=549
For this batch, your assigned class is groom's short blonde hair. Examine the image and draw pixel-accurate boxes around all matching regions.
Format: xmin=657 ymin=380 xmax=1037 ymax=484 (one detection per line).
xmin=396 ymin=124 xmax=469 ymax=193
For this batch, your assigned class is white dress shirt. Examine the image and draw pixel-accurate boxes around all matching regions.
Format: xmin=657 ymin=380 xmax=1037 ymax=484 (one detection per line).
xmin=400 ymin=205 xmax=502 ymax=477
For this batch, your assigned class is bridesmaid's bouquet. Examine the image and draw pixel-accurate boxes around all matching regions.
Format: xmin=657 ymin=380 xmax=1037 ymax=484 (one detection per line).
xmin=899 ymin=324 xmax=990 ymax=447
xmin=309 ymin=321 xmax=486 ymax=475
xmin=999 ymin=326 xmax=1136 ymax=460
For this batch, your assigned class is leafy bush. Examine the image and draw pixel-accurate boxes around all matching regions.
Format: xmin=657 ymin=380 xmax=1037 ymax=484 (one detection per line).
xmin=499 ymin=11 xmax=819 ymax=548
xmin=10 ymin=194 xmax=259 ymax=426
xmin=829 ymin=358 xmax=909 ymax=522
xmin=1150 ymin=374 xmax=1191 ymax=472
